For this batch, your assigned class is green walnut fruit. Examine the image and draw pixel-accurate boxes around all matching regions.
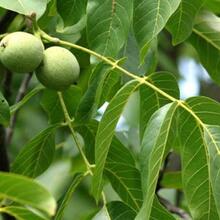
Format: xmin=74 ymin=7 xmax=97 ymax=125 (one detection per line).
xmin=36 ymin=46 xmax=80 ymax=91
xmin=0 ymin=32 xmax=44 ymax=73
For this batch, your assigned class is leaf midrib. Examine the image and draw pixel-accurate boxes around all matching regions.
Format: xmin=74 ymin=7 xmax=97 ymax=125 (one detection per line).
xmin=192 ymin=28 xmax=220 ymax=52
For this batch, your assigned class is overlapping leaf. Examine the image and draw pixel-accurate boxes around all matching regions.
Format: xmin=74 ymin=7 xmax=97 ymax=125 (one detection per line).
xmin=185 ymin=96 xmax=220 ymax=217
xmin=0 ymin=92 xmax=10 ymax=126
xmin=140 ymin=72 xmax=179 ymax=140
xmin=105 ymin=137 xmax=143 ymax=211
xmin=0 ymin=206 xmax=47 ymax=220
xmin=11 ymin=125 xmax=57 ymax=178
xmin=57 ymin=0 xmax=87 ymax=26
xmin=76 ymin=63 xmax=111 ymax=124
xmin=136 ymin=102 xmax=178 ymax=220
xmin=10 ymin=85 xmax=44 ymax=114
xmin=186 ymin=96 xmax=220 ymax=126
xmin=0 ymin=172 xmax=56 ymax=216
xmin=41 ymin=86 xmax=82 ymax=124
xmin=205 ymin=0 xmax=220 ymax=13
xmin=99 ymin=69 xmax=121 ymax=106
xmin=87 ymin=0 xmax=133 ymax=57
xmin=133 ymin=0 xmax=181 ymax=59
xmin=178 ymin=107 xmax=219 ymax=219
xmin=151 ymin=197 xmax=177 ymax=220
xmin=167 ymin=0 xmax=206 ymax=45
xmin=204 ymin=125 xmax=220 ymax=217
xmin=76 ymin=121 xmax=97 ymax=163
xmin=161 ymin=171 xmax=182 ymax=189
xmin=92 ymin=201 xmax=136 ymax=220
xmin=92 ymin=80 xmax=141 ymax=200
xmin=55 ymin=173 xmax=84 ymax=220
xmin=0 ymin=0 xmax=48 ymax=19
xmin=189 ymin=12 xmax=220 ymax=84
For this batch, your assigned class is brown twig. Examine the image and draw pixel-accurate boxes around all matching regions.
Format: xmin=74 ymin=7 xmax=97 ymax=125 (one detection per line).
xmin=0 ymin=126 xmax=10 ymax=171
xmin=6 ymin=73 xmax=33 ymax=146
xmin=156 ymin=153 xmax=171 ymax=192
xmin=159 ymin=196 xmax=191 ymax=220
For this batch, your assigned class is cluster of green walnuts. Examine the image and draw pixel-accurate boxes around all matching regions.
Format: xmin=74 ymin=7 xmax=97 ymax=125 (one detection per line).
xmin=0 ymin=32 xmax=80 ymax=90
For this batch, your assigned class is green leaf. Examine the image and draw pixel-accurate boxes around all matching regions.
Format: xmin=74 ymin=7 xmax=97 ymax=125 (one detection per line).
xmin=133 ymin=0 xmax=181 ymax=59
xmin=150 ymin=197 xmax=177 ymax=220
xmin=0 ymin=172 xmax=56 ymax=216
xmin=76 ymin=64 xmax=111 ymax=124
xmin=92 ymin=80 xmax=141 ymax=201
xmin=123 ymin=33 xmax=158 ymax=76
xmin=205 ymin=0 xmax=220 ymax=13
xmin=136 ymin=102 xmax=178 ymax=220
xmin=0 ymin=206 xmax=47 ymax=220
xmin=186 ymin=96 xmax=220 ymax=126
xmin=140 ymin=72 xmax=179 ymax=140
xmin=161 ymin=171 xmax=182 ymax=189
xmin=10 ymin=85 xmax=44 ymax=114
xmin=0 ymin=0 xmax=48 ymax=19
xmin=185 ymin=96 xmax=220 ymax=217
xmin=57 ymin=0 xmax=87 ymax=27
xmin=87 ymin=0 xmax=133 ymax=57
xmin=105 ymin=137 xmax=143 ymax=211
xmin=99 ymin=69 xmax=121 ymax=106
xmin=167 ymin=0 xmax=206 ymax=45
xmin=0 ymin=92 xmax=10 ymax=126
xmin=11 ymin=125 xmax=57 ymax=178
xmin=76 ymin=120 xmax=98 ymax=163
xmin=55 ymin=173 xmax=84 ymax=220
xmin=41 ymin=86 xmax=82 ymax=124
xmin=189 ymin=12 xmax=220 ymax=84
xmin=92 ymin=201 xmax=136 ymax=220
xmin=178 ymin=108 xmax=219 ymax=219
xmin=204 ymin=125 xmax=220 ymax=217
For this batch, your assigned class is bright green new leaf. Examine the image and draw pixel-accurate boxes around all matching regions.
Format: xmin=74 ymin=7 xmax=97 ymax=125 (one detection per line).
xmin=87 ymin=0 xmax=133 ymax=57
xmin=167 ymin=0 xmax=206 ymax=45
xmin=11 ymin=125 xmax=57 ymax=178
xmin=92 ymin=80 xmax=141 ymax=201
xmin=0 ymin=0 xmax=48 ymax=19
xmin=0 ymin=172 xmax=56 ymax=216
xmin=136 ymin=102 xmax=178 ymax=220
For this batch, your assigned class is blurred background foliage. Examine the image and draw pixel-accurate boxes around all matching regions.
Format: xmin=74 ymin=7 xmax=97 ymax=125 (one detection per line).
xmin=0 ymin=0 xmax=220 ymax=219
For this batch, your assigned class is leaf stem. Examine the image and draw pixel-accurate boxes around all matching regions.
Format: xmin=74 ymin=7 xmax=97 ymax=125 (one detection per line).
xmin=57 ymin=92 xmax=93 ymax=175
xmin=42 ymin=34 xmax=219 ymax=154
xmin=57 ymin=92 xmax=109 ymax=205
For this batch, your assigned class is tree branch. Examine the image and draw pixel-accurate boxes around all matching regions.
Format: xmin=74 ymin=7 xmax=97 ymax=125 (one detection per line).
xmin=159 ymin=196 xmax=191 ymax=220
xmin=6 ymin=73 xmax=33 ymax=146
